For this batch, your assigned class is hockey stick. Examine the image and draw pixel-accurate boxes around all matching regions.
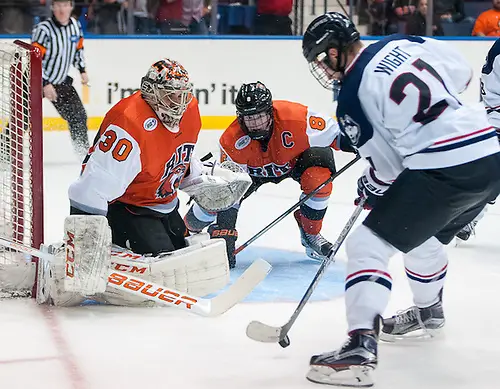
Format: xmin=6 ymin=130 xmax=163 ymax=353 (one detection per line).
xmin=234 ymin=155 xmax=361 ymax=255
xmin=245 ymin=199 xmax=366 ymax=347
xmin=0 ymin=237 xmax=271 ymax=317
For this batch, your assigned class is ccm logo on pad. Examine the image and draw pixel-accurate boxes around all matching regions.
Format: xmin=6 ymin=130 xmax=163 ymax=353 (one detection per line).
xmin=65 ymin=232 xmax=75 ymax=278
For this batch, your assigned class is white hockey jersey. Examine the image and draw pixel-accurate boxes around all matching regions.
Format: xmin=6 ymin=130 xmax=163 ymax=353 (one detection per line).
xmin=337 ymin=35 xmax=500 ymax=183
xmin=481 ymin=38 xmax=500 ymax=128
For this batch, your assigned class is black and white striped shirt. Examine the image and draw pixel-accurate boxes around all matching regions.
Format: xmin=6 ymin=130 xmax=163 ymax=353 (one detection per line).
xmin=31 ymin=17 xmax=86 ymax=86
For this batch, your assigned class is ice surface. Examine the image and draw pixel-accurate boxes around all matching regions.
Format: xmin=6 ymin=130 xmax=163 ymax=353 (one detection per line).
xmin=0 ymin=131 xmax=498 ymax=389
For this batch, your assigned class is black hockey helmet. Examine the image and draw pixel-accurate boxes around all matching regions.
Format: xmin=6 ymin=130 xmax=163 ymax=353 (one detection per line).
xmin=235 ymin=82 xmax=274 ymax=141
xmin=302 ymin=12 xmax=360 ymax=89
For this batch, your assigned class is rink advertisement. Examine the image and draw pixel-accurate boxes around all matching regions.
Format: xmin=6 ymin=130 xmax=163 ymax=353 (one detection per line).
xmin=2 ymin=37 xmax=494 ymax=131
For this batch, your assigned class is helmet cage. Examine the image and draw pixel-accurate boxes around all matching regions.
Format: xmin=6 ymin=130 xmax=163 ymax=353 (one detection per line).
xmin=141 ymin=59 xmax=194 ymax=128
xmin=157 ymin=82 xmax=193 ymax=120
xmin=141 ymin=77 xmax=193 ymax=127
xmin=309 ymin=52 xmax=338 ymax=90
xmin=308 ymin=43 xmax=350 ymax=91
xmin=238 ymin=110 xmax=273 ymax=140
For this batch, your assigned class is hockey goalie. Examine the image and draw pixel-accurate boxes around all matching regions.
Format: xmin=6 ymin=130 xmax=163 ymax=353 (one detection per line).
xmin=36 ymin=58 xmax=263 ymax=310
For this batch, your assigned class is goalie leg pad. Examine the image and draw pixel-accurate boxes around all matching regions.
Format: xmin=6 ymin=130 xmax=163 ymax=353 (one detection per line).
xmin=38 ymin=215 xmax=112 ymax=306
xmin=64 ymin=215 xmax=112 ymax=296
xmin=101 ymin=238 xmax=230 ymax=306
xmin=36 ymin=244 xmax=86 ymax=307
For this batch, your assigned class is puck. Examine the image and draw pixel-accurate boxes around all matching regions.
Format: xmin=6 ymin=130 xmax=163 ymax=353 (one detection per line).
xmin=278 ymin=335 xmax=291 ymax=348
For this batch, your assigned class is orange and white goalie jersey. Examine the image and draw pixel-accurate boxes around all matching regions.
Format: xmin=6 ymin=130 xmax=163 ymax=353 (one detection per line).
xmin=69 ymin=92 xmax=202 ymax=215
xmin=219 ymin=100 xmax=340 ymax=179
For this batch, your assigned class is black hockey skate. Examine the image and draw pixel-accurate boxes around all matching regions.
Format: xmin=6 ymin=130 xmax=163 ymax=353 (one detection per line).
xmin=307 ymin=316 xmax=381 ymax=387
xmin=381 ymin=291 xmax=445 ymax=342
xmin=456 ymin=220 xmax=478 ymax=241
xmin=294 ymin=210 xmax=333 ymax=261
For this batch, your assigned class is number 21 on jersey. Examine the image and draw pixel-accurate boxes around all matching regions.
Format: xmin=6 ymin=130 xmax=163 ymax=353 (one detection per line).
xmin=389 ymin=58 xmax=457 ymax=125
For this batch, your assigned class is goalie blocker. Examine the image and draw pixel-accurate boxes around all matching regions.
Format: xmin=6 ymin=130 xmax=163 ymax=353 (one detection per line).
xmin=37 ymin=215 xmax=231 ymax=307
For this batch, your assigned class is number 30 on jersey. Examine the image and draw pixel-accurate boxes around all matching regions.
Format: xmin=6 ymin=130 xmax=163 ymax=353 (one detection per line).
xmin=98 ymin=129 xmax=133 ymax=162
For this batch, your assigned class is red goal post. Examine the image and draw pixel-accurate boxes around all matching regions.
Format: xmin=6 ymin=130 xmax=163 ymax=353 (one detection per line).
xmin=0 ymin=40 xmax=43 ymax=297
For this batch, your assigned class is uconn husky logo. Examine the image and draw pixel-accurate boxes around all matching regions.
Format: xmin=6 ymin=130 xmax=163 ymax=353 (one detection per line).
xmin=339 ymin=114 xmax=361 ymax=146
xmin=156 ymin=144 xmax=195 ymax=199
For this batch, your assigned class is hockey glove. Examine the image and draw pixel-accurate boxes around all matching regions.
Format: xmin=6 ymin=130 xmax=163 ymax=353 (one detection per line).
xmin=355 ymin=167 xmax=391 ymax=210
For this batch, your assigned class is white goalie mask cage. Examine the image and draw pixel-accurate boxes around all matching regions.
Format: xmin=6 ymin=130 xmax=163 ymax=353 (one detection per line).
xmin=141 ymin=59 xmax=193 ymax=129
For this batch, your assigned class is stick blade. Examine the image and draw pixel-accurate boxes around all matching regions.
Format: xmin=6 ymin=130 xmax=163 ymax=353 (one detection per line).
xmin=246 ymin=320 xmax=282 ymax=343
xmin=209 ymin=258 xmax=271 ymax=317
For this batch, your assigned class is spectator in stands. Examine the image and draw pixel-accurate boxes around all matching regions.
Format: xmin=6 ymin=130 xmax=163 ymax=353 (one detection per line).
xmin=0 ymin=0 xmax=32 ymax=33
xmin=182 ymin=0 xmax=207 ymax=34
xmin=254 ymin=0 xmax=293 ymax=35
xmin=472 ymin=0 xmax=500 ymax=36
xmin=406 ymin=0 xmax=444 ymax=35
xmin=152 ymin=0 xmax=186 ymax=34
xmin=31 ymin=0 xmax=50 ymax=24
xmin=368 ymin=0 xmax=393 ymax=35
xmin=434 ymin=0 xmax=467 ymax=23
xmin=88 ymin=0 xmax=125 ymax=34
xmin=392 ymin=0 xmax=416 ymax=32
xmin=133 ymin=0 xmax=155 ymax=34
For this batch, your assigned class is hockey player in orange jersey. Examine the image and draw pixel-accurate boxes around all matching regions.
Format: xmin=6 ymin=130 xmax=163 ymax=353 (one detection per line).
xmin=68 ymin=58 xmax=204 ymax=254
xmin=184 ymin=81 xmax=350 ymax=267
xmin=37 ymin=59 xmax=253 ymax=307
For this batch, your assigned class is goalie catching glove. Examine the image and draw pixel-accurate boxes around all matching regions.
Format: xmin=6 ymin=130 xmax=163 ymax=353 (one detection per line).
xmin=179 ymin=156 xmax=252 ymax=212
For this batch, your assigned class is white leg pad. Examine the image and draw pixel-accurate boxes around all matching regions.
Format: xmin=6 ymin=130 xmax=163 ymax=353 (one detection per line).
xmin=101 ymin=237 xmax=230 ymax=306
xmin=185 ymin=232 xmax=210 ymax=247
xmin=63 ymin=215 xmax=112 ymax=296
xmin=37 ymin=215 xmax=112 ymax=306
xmin=37 ymin=244 xmax=86 ymax=307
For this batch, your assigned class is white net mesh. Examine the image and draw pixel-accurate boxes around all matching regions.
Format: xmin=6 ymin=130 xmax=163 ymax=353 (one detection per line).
xmin=0 ymin=42 xmax=38 ymax=296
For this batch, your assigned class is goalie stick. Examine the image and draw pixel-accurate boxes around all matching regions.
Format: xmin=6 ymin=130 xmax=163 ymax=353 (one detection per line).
xmin=234 ymin=155 xmax=361 ymax=255
xmin=245 ymin=199 xmax=365 ymax=347
xmin=0 ymin=237 xmax=271 ymax=316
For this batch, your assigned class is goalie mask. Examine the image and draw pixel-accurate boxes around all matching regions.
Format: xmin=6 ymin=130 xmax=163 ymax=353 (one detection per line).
xmin=141 ymin=59 xmax=193 ymax=131
xmin=235 ymin=82 xmax=274 ymax=141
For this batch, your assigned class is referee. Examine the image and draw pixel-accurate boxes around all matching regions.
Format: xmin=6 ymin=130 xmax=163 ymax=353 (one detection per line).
xmin=31 ymin=0 xmax=90 ymax=157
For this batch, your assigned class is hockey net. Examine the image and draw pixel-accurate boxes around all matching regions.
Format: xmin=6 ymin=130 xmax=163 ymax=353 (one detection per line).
xmin=0 ymin=41 xmax=43 ymax=297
